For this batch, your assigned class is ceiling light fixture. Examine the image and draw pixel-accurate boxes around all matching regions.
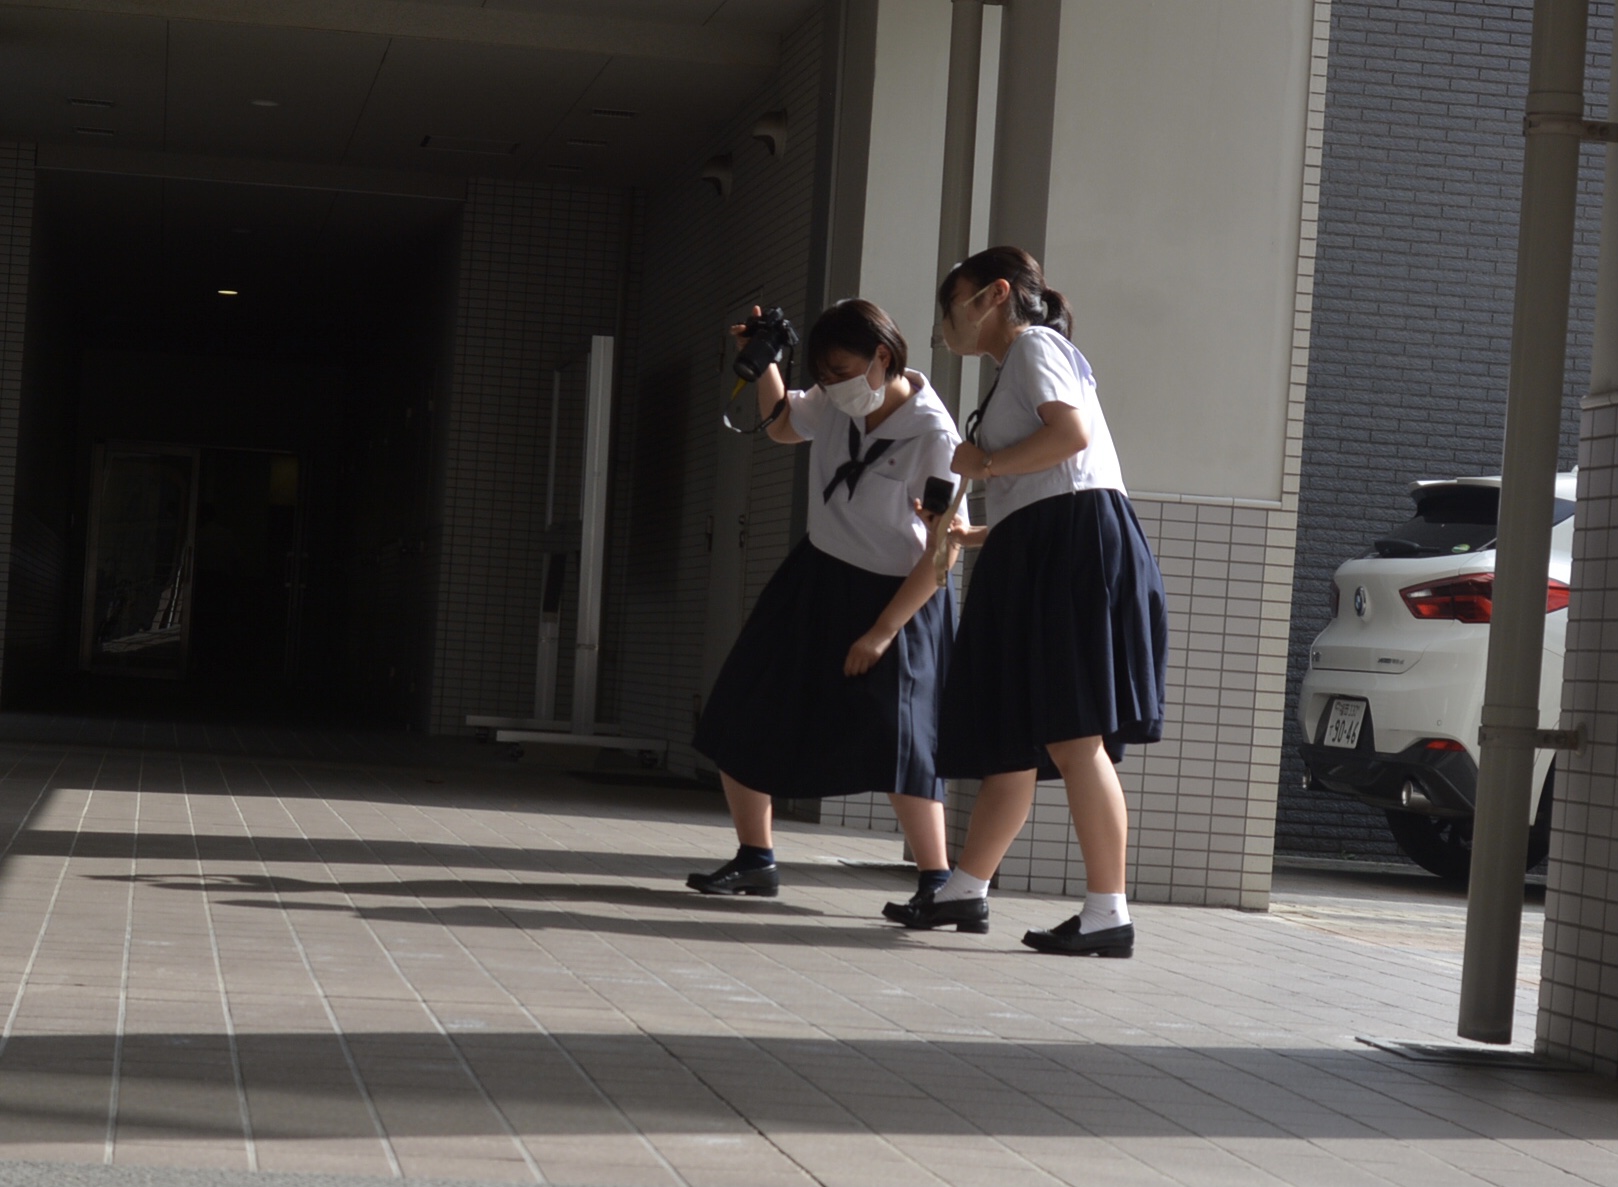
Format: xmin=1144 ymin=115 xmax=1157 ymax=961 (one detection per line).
xmin=566 ymin=138 xmax=608 ymax=149
xmin=217 ymin=289 xmax=239 ymax=296
xmin=250 ymin=99 xmax=280 ymax=107
xmin=68 ymin=97 xmax=114 ymax=109
xmin=420 ymin=135 xmax=520 ymax=155
xmin=73 ymin=127 xmax=115 ymax=137
xmin=591 ymin=108 xmax=636 ymax=120
xmin=547 ymin=163 xmax=584 ymax=173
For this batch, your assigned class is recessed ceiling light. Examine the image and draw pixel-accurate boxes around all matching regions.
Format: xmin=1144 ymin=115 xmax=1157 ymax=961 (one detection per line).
xmin=68 ymin=97 xmax=114 ymax=109
xmin=420 ymin=135 xmax=520 ymax=155
xmin=566 ymin=138 xmax=609 ymax=149
xmin=217 ymin=289 xmax=239 ymax=296
xmin=546 ymin=163 xmax=584 ymax=173
xmin=73 ymin=127 xmax=115 ymax=137
xmin=591 ymin=108 xmax=636 ymax=120
xmin=250 ymin=99 xmax=280 ymax=108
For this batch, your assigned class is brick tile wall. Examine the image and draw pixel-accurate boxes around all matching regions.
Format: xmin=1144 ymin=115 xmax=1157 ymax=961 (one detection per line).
xmin=1282 ymin=0 xmax=1612 ymax=858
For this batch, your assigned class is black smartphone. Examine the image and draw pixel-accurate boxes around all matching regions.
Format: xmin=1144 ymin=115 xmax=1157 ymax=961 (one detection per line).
xmin=921 ymin=476 xmax=956 ymax=517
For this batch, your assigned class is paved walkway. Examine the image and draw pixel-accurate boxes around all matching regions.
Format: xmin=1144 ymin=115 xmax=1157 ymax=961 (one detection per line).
xmin=0 ymin=727 xmax=1612 ymax=1187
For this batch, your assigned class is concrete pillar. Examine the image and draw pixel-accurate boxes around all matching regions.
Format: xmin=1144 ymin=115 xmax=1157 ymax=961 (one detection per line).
xmin=986 ymin=0 xmax=1060 ymax=254
xmin=930 ymin=0 xmax=985 ymax=420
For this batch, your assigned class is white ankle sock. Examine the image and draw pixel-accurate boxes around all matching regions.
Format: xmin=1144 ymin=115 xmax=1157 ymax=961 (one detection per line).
xmin=932 ymin=869 xmax=990 ymax=902
xmin=1079 ymin=892 xmax=1130 ymax=934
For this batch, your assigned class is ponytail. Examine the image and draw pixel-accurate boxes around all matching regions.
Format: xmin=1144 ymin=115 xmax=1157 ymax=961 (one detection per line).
xmin=1038 ymin=286 xmax=1073 ymax=338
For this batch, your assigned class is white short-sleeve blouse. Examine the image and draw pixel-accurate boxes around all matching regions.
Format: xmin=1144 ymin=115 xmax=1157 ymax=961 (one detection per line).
xmin=974 ymin=326 xmax=1126 ymax=526
xmin=786 ymin=371 xmax=967 ymax=577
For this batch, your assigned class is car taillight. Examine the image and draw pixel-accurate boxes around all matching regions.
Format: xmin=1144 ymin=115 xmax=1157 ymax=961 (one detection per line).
xmin=1398 ymin=573 xmax=1571 ymax=622
xmin=1424 ymin=738 xmax=1466 ymax=752
xmin=1329 ymin=580 xmax=1340 ymax=619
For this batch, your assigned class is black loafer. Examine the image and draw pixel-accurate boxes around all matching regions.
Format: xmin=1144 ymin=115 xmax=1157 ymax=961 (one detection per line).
xmin=1021 ymin=916 xmax=1133 ymax=957
xmin=686 ymin=859 xmax=779 ymax=897
xmin=888 ymin=892 xmax=989 ymax=934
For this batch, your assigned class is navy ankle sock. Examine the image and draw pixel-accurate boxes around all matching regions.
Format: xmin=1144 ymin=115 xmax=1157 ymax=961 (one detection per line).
xmin=734 ymin=844 xmax=775 ymax=870
xmin=917 ymin=868 xmax=951 ymax=896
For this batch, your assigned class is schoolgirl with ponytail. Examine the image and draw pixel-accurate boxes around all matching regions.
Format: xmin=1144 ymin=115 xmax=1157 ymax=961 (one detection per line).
xmin=884 ymin=246 xmax=1169 ymax=956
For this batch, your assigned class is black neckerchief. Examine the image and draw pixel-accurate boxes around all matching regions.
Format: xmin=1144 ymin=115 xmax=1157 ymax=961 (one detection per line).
xmin=823 ymin=420 xmax=895 ymax=502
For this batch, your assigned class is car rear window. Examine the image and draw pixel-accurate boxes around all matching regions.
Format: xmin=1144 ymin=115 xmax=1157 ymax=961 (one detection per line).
xmin=1371 ymin=486 xmax=1575 ymax=558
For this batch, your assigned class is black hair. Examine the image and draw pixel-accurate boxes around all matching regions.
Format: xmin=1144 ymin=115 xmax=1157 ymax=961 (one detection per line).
xmin=937 ymin=245 xmax=1073 ymax=339
xmin=805 ymin=298 xmax=908 ymax=385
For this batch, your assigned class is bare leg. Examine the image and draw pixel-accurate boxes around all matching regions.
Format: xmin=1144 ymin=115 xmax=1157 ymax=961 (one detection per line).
xmin=953 ymin=769 xmax=1038 ymax=881
xmin=887 ymin=794 xmax=948 ymax=871
xmin=721 ymin=772 xmax=773 ymax=849
xmin=1046 ymin=735 xmax=1127 ymax=894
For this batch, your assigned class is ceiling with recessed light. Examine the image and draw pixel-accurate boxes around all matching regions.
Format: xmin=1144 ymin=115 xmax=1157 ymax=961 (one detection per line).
xmin=0 ymin=0 xmax=821 ymax=188
xmin=4 ymin=1 xmax=823 ymax=354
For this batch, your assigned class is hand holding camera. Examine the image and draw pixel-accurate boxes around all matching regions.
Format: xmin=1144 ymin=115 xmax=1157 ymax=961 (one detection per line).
xmin=733 ymin=305 xmax=798 ymax=383
xmin=723 ymin=305 xmax=798 ymax=435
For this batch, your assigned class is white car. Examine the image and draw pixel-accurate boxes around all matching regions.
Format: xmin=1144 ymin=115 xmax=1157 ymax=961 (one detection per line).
xmin=1298 ymin=472 xmax=1575 ymax=881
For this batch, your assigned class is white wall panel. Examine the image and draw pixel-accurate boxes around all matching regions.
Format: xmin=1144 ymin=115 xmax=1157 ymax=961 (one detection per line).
xmin=1044 ymin=0 xmax=1314 ymax=502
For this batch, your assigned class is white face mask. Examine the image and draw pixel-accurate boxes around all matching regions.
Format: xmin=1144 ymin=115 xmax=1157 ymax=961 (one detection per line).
xmin=822 ymin=357 xmax=886 ymax=418
xmin=939 ymin=283 xmax=995 ymax=357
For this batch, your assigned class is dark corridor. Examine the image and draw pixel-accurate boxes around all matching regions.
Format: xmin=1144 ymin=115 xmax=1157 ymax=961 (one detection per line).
xmin=9 ymin=171 xmax=460 ymax=725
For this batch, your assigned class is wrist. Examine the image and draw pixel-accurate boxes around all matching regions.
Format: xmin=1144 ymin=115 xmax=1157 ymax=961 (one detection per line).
xmin=981 ymin=452 xmax=994 ymax=477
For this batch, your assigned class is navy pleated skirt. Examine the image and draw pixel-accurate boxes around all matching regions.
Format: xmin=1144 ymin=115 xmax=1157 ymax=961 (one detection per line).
xmin=937 ymin=489 xmax=1168 ymax=780
xmin=693 ymin=539 xmax=953 ymax=800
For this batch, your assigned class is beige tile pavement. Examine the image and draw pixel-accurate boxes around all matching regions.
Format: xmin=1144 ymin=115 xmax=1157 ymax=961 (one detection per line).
xmin=0 ymin=730 xmax=1611 ymax=1187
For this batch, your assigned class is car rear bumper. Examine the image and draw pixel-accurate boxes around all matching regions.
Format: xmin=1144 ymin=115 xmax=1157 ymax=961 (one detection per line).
xmin=1300 ymin=741 xmax=1478 ymax=818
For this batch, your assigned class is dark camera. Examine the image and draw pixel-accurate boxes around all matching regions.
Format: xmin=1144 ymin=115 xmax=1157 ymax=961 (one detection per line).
xmin=922 ymin=476 xmax=956 ymax=517
xmin=734 ymin=306 xmax=799 ymax=383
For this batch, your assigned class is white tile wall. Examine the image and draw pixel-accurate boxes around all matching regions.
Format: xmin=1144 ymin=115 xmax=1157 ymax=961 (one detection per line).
xmin=822 ymin=2 xmax=1329 ymax=911
xmin=1538 ymin=391 xmax=1618 ymax=1078
xmin=430 ymin=182 xmax=636 ymax=734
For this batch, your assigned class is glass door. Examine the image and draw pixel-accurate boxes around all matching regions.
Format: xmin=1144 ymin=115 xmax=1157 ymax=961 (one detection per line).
xmin=79 ymin=445 xmax=200 ymax=677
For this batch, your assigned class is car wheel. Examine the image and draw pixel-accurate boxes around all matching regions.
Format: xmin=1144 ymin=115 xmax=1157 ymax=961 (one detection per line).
xmin=1384 ymin=766 xmax=1555 ymax=883
xmin=1384 ymin=809 xmax=1474 ymax=882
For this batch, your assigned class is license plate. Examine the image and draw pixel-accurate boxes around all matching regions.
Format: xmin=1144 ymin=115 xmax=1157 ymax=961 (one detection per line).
xmin=1323 ymin=698 xmax=1367 ymax=749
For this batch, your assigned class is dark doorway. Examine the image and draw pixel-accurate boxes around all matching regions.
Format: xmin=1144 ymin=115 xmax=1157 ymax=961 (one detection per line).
xmin=12 ymin=171 xmax=459 ymax=725
xmin=187 ymin=448 xmax=303 ymax=689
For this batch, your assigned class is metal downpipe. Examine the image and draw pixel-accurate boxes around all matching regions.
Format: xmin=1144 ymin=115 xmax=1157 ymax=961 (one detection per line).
xmin=1459 ymin=0 xmax=1587 ymax=1044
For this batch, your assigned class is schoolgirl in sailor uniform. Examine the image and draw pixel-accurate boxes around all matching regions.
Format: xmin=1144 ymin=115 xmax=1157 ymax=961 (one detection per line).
xmin=891 ymin=246 xmax=1168 ymax=956
xmin=689 ymin=299 xmax=967 ymax=910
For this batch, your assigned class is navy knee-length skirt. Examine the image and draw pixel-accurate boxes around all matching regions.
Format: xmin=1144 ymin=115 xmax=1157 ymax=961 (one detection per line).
xmin=937 ymin=489 xmax=1168 ymax=780
xmin=693 ymin=539 xmax=953 ymax=801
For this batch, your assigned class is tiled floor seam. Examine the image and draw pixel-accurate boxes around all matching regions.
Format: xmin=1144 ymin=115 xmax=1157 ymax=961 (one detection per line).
xmin=219 ymin=761 xmax=403 ymax=1178
xmin=292 ymin=763 xmax=772 ymax=1187
xmin=0 ymin=773 xmax=94 ymax=1054
xmin=104 ymin=782 xmax=138 ymax=1165
xmin=267 ymin=760 xmax=572 ymax=1184
xmin=181 ymin=766 xmax=259 ymax=1173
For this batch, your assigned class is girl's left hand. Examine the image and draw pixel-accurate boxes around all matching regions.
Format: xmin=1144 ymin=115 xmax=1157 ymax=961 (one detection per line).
xmin=844 ymin=628 xmax=896 ymax=676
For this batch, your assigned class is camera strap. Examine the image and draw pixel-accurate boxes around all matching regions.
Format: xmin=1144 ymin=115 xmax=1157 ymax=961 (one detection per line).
xmin=723 ymin=344 xmax=796 ymax=434
xmin=962 ymin=333 xmax=1021 ymax=445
